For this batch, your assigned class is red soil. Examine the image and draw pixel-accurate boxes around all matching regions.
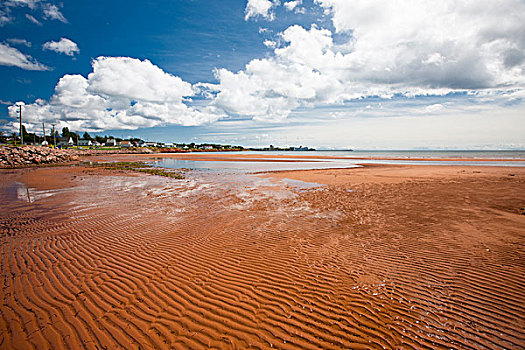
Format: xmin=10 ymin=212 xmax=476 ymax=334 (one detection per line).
xmin=1 ymin=160 xmax=524 ymax=349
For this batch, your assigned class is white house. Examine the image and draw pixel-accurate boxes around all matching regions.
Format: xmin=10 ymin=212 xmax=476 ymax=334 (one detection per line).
xmin=58 ymin=137 xmax=74 ymax=147
xmin=119 ymin=140 xmax=132 ymax=148
xmin=105 ymin=139 xmax=117 ymax=147
xmin=78 ymin=139 xmax=92 ymax=146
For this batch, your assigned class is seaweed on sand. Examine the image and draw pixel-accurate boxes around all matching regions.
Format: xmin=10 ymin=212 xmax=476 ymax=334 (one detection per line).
xmin=80 ymin=161 xmax=185 ymax=179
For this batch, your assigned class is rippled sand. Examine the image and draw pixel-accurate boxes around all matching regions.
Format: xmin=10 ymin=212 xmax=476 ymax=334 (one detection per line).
xmin=1 ymin=161 xmax=524 ymax=349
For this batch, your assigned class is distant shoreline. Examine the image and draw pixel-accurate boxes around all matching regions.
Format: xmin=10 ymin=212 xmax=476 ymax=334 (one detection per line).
xmin=130 ymin=152 xmax=525 ymax=163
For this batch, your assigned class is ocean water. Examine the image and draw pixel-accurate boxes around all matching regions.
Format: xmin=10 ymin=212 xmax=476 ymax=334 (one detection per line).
xmin=153 ymin=158 xmax=360 ymax=173
xmin=234 ymin=150 xmax=525 ymax=159
xmin=152 ymin=150 xmax=525 ymax=173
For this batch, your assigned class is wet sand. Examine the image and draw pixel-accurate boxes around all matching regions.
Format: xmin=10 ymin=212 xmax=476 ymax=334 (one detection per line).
xmin=1 ymin=158 xmax=524 ymax=349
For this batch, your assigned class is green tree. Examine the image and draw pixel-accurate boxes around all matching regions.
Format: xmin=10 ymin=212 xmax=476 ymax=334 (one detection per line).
xmin=62 ymin=127 xmax=80 ymax=141
xmin=21 ymin=125 xmax=29 ymax=138
xmin=83 ymin=132 xmax=92 ymax=140
xmin=62 ymin=127 xmax=71 ymax=138
xmin=21 ymin=125 xmax=36 ymax=144
xmin=95 ymin=135 xmax=105 ymax=144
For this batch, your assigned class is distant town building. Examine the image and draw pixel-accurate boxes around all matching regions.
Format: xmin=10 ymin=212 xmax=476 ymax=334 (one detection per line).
xmin=292 ymin=146 xmax=309 ymax=151
xmin=119 ymin=140 xmax=132 ymax=148
xmin=105 ymin=139 xmax=117 ymax=147
xmin=58 ymin=137 xmax=74 ymax=147
xmin=78 ymin=139 xmax=93 ymax=146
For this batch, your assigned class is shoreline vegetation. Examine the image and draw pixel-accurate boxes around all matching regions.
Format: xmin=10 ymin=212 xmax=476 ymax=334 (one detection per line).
xmin=80 ymin=161 xmax=186 ymax=179
xmin=1 ymin=129 xmax=317 ymax=153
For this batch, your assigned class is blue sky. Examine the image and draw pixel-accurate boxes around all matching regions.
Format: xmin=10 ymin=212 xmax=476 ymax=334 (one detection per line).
xmin=1 ymin=1 xmax=266 ymax=98
xmin=1 ymin=0 xmax=524 ymax=149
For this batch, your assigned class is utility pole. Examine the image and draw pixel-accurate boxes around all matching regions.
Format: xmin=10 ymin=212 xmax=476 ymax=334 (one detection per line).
xmin=52 ymin=124 xmax=56 ymax=148
xmin=42 ymin=122 xmax=46 ymax=146
xmin=18 ymin=105 xmax=23 ymax=145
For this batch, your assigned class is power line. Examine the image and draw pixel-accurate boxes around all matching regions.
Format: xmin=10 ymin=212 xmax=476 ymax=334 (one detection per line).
xmin=18 ymin=105 xmax=23 ymax=145
xmin=52 ymin=124 xmax=56 ymax=148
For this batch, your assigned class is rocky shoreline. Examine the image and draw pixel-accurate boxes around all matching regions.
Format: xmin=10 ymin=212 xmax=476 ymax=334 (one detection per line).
xmin=0 ymin=145 xmax=159 ymax=168
xmin=0 ymin=145 xmax=162 ymax=168
xmin=0 ymin=145 xmax=81 ymax=168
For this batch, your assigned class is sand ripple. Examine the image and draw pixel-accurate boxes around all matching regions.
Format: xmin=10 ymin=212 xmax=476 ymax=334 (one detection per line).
xmin=1 ymin=166 xmax=524 ymax=349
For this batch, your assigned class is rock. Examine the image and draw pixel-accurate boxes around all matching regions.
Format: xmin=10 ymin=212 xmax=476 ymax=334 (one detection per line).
xmin=0 ymin=145 xmax=81 ymax=168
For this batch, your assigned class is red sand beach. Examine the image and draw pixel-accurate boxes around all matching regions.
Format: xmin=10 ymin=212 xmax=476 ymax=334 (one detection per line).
xmin=1 ymin=154 xmax=524 ymax=349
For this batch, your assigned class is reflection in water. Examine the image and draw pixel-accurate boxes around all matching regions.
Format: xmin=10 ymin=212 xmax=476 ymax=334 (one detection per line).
xmin=281 ymin=178 xmax=325 ymax=190
xmin=15 ymin=182 xmax=31 ymax=203
xmin=3 ymin=182 xmax=68 ymax=204
xmin=153 ymin=155 xmax=525 ymax=172
xmin=153 ymin=158 xmax=359 ymax=173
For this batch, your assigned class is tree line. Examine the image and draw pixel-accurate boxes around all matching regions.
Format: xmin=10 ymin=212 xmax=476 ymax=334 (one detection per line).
xmin=0 ymin=126 xmax=128 ymax=145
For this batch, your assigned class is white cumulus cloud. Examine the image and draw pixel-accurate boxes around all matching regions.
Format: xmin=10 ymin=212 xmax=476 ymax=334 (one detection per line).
xmin=245 ymin=0 xmax=279 ymax=21
xmin=314 ymin=0 xmax=525 ymax=89
xmin=42 ymin=3 xmax=66 ymax=22
xmin=263 ymin=39 xmax=277 ymax=48
xmin=284 ymin=0 xmax=302 ymax=11
xmin=42 ymin=38 xmax=79 ymax=56
xmin=86 ymin=57 xmax=192 ymax=102
xmin=8 ymin=57 xmax=224 ymax=133
xmin=208 ymin=25 xmax=362 ymax=121
xmin=0 ymin=42 xmax=50 ymax=70
xmin=215 ymin=0 xmax=525 ymax=122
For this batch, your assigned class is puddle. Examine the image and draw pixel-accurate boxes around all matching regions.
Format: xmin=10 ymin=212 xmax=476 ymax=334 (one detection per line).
xmin=281 ymin=178 xmax=325 ymax=191
xmin=14 ymin=182 xmax=32 ymax=203
xmin=153 ymin=158 xmax=358 ymax=173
